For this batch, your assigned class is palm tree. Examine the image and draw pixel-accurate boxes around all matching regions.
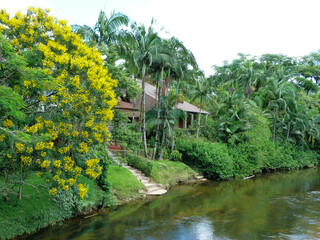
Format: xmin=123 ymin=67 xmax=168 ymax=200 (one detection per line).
xmin=158 ymin=37 xmax=197 ymax=159
xmin=150 ymin=46 xmax=173 ymax=160
xmin=118 ymin=21 xmax=162 ymax=158
xmin=146 ymin=92 xmax=185 ymax=158
xmin=189 ymin=75 xmax=212 ymax=138
xmin=261 ymin=68 xmax=297 ymax=143
xmin=72 ymin=10 xmax=129 ymax=47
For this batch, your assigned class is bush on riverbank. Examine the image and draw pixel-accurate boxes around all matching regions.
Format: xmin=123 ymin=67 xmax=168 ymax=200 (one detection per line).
xmin=176 ymin=138 xmax=234 ymax=180
xmin=230 ymin=115 xmax=320 ymax=177
xmin=176 ymin=136 xmax=320 ymax=180
xmin=126 ymin=153 xmax=153 ymax=176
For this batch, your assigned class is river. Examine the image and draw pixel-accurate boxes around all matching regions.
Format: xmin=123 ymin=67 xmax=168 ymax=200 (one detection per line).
xmin=26 ymin=167 xmax=320 ymax=240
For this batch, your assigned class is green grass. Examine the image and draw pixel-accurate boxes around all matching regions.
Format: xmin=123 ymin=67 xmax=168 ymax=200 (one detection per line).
xmin=0 ymin=172 xmax=105 ymax=240
xmin=74 ymin=175 xmax=106 ymax=213
xmin=108 ymin=165 xmax=146 ymax=204
xmin=0 ymin=173 xmax=62 ymax=239
xmin=151 ymin=160 xmax=196 ymax=187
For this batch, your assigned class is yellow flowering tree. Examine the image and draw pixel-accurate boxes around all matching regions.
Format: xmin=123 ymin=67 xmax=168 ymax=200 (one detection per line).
xmin=0 ymin=7 xmax=117 ymax=200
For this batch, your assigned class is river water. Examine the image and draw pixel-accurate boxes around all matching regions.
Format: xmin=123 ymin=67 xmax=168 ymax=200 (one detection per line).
xmin=27 ymin=167 xmax=320 ymax=240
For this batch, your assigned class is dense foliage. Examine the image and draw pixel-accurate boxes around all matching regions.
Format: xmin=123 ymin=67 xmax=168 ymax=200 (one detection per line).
xmin=1 ymin=6 xmax=320 ymax=239
xmin=176 ymin=138 xmax=233 ymax=180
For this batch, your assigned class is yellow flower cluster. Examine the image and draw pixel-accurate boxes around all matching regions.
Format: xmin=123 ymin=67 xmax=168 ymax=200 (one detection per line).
xmin=73 ymin=166 xmax=82 ymax=178
xmin=20 ymin=155 xmax=32 ymax=165
xmin=67 ymin=178 xmax=76 ymax=186
xmin=0 ymin=134 xmax=5 ymax=142
xmin=15 ymin=142 xmax=25 ymax=153
xmin=3 ymin=119 xmax=13 ymax=128
xmin=58 ymin=123 xmax=73 ymax=136
xmin=63 ymin=156 xmax=75 ymax=172
xmin=49 ymin=188 xmax=57 ymax=196
xmin=35 ymin=142 xmax=45 ymax=150
xmin=45 ymin=141 xmax=54 ymax=149
xmin=38 ymin=95 xmax=47 ymax=102
xmin=58 ymin=145 xmax=71 ymax=154
xmin=77 ymin=183 xmax=88 ymax=199
xmin=78 ymin=142 xmax=89 ymax=153
xmin=81 ymin=131 xmax=89 ymax=138
xmin=52 ymin=160 xmax=60 ymax=168
xmin=41 ymin=159 xmax=51 ymax=168
xmin=85 ymin=159 xmax=102 ymax=179
xmin=26 ymin=147 xmax=33 ymax=154
xmin=0 ymin=7 xmax=118 ymax=199
xmin=85 ymin=115 xmax=94 ymax=127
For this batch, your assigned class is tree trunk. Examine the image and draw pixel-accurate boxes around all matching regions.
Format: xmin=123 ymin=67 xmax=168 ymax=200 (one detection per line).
xmin=196 ymin=97 xmax=203 ymax=139
xmin=137 ymin=88 xmax=143 ymax=155
xmin=171 ymin=120 xmax=176 ymax=152
xmin=196 ymin=109 xmax=202 ymax=138
xmin=286 ymin=124 xmax=290 ymax=142
xmin=153 ymin=68 xmax=164 ymax=160
xmin=142 ymin=75 xmax=148 ymax=158
xmin=160 ymin=80 xmax=170 ymax=160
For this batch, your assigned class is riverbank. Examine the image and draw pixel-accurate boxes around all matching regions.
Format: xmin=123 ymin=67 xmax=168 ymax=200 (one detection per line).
xmin=108 ymin=160 xmax=197 ymax=205
xmin=26 ymin=167 xmax=320 ymax=240
xmin=0 ymin=159 xmax=197 ymax=239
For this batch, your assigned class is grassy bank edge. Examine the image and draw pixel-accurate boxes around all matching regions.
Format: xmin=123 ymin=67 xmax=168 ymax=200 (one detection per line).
xmin=0 ymin=160 xmax=196 ymax=239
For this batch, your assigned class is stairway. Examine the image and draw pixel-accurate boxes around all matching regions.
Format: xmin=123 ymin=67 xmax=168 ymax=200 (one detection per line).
xmin=195 ymin=174 xmax=207 ymax=181
xmin=108 ymin=151 xmax=167 ymax=196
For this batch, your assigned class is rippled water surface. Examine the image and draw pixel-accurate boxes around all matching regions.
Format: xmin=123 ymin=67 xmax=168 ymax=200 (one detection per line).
xmin=27 ymin=168 xmax=320 ymax=240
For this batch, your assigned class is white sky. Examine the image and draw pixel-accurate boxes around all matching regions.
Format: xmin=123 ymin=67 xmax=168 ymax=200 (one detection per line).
xmin=1 ymin=0 xmax=320 ymax=76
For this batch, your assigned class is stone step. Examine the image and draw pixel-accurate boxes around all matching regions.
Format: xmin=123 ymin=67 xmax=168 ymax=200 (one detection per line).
xmin=107 ymin=152 xmax=167 ymax=196
xmin=141 ymin=179 xmax=150 ymax=184
xmin=144 ymin=183 xmax=158 ymax=187
xmin=147 ymin=189 xmax=167 ymax=195
xmin=196 ymin=176 xmax=204 ymax=179
xmin=135 ymin=175 xmax=149 ymax=180
xmin=147 ymin=186 xmax=162 ymax=192
xmin=131 ymin=170 xmax=143 ymax=175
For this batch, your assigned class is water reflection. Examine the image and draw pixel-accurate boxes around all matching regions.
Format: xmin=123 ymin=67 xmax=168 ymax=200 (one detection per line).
xmin=27 ymin=167 xmax=320 ymax=240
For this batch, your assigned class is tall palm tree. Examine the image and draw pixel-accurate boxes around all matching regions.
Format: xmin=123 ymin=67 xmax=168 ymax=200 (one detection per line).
xmin=72 ymin=10 xmax=129 ymax=47
xmin=118 ymin=21 xmax=162 ymax=158
xmin=150 ymin=46 xmax=173 ymax=160
xmin=146 ymin=92 xmax=185 ymax=156
xmin=189 ymin=75 xmax=212 ymax=138
xmin=158 ymin=37 xmax=197 ymax=159
xmin=261 ymin=68 xmax=297 ymax=143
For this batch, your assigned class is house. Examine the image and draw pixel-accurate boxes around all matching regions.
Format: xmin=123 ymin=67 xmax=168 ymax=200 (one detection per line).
xmin=115 ymin=99 xmax=140 ymax=123
xmin=124 ymin=79 xmax=209 ymax=128
xmin=109 ymin=79 xmax=209 ymax=150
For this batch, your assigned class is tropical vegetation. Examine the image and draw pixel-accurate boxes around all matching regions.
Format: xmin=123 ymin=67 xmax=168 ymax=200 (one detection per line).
xmin=1 ymin=5 xmax=320 ymax=239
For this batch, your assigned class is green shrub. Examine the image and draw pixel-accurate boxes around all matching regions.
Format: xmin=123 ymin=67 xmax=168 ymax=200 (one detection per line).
xmin=170 ymin=150 xmax=182 ymax=162
xmin=126 ymin=153 xmax=153 ymax=177
xmin=176 ymin=139 xmax=233 ymax=180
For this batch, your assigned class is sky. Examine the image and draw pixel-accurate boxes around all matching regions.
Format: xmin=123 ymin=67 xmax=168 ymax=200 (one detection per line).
xmin=1 ymin=0 xmax=320 ymax=76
